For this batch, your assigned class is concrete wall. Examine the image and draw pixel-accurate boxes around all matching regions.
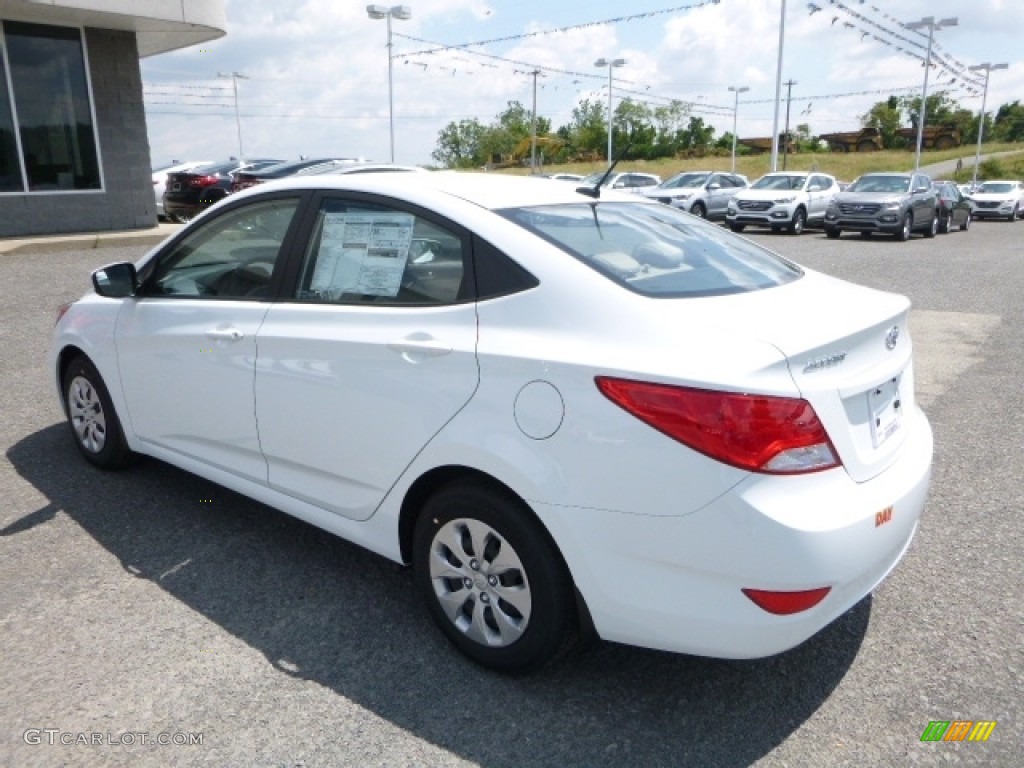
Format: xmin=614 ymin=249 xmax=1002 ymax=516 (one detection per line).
xmin=0 ymin=26 xmax=155 ymax=237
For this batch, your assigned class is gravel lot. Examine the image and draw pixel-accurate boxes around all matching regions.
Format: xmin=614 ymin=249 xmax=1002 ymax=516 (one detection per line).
xmin=1 ymin=220 xmax=1021 ymax=767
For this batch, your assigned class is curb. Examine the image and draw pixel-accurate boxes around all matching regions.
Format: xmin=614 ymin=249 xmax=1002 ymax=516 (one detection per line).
xmin=0 ymin=223 xmax=182 ymax=256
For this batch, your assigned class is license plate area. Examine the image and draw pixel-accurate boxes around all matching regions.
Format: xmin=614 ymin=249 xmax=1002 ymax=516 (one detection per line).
xmin=868 ymin=377 xmax=902 ymax=448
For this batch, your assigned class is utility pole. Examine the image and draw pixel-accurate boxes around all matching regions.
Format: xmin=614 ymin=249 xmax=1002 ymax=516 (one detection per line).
xmin=530 ymin=70 xmax=540 ymax=173
xmin=218 ymin=71 xmax=249 ymax=161
xmin=782 ymin=79 xmax=796 ymax=170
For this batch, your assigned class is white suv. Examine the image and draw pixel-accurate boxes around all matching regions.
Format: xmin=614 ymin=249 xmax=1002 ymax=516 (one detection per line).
xmin=727 ymin=172 xmax=840 ymax=235
xmin=967 ymin=180 xmax=1024 ymax=221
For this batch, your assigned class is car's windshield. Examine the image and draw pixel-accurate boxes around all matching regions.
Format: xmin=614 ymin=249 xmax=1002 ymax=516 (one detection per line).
xmin=751 ymin=174 xmax=807 ymax=191
xmin=660 ymin=173 xmax=709 ymax=189
xmin=847 ymin=175 xmax=911 ymax=194
xmin=500 ymin=202 xmax=802 ymax=298
xmin=978 ymin=182 xmax=1015 ymax=194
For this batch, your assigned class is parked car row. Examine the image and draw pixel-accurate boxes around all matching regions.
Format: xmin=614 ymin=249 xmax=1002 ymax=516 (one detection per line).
xmin=625 ymin=167 xmax=1022 ymax=241
xmin=154 ymin=158 xmax=424 ymax=222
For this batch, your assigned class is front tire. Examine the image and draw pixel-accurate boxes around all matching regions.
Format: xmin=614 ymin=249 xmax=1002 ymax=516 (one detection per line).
xmin=728 ymin=223 xmax=745 ymax=233
xmin=62 ymin=355 xmax=132 ymax=469
xmin=690 ymin=201 xmax=707 ymax=219
xmin=825 ymin=227 xmax=841 ymax=239
xmin=896 ymin=212 xmax=912 ymax=241
xmin=413 ymin=480 xmax=577 ymax=674
xmin=788 ymin=207 xmax=806 ymax=235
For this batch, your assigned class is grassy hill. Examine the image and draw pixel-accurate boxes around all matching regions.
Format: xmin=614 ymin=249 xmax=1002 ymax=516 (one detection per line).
xmin=497 ymin=142 xmax=1024 ymax=184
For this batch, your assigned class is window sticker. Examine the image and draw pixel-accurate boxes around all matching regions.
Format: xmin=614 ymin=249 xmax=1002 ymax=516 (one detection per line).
xmin=310 ymin=211 xmax=415 ymax=298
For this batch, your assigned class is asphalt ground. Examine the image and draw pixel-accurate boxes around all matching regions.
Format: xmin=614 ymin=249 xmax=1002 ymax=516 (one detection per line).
xmin=1 ymin=218 xmax=1021 ymax=767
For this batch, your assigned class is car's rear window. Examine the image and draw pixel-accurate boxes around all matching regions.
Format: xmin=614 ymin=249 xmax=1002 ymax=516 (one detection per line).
xmin=500 ymin=202 xmax=802 ymax=298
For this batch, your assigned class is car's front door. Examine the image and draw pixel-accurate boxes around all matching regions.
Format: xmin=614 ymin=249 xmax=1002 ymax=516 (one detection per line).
xmin=253 ymin=195 xmax=480 ymax=521
xmin=115 ymin=197 xmax=303 ymax=482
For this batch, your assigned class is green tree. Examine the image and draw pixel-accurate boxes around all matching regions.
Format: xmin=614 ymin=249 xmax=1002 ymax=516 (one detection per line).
xmin=860 ymin=96 xmax=903 ymax=148
xmin=431 ymin=118 xmax=486 ymax=168
xmin=567 ymin=99 xmax=607 ymax=156
xmin=613 ymin=99 xmax=656 ymax=158
xmin=992 ymin=100 xmax=1024 ymax=142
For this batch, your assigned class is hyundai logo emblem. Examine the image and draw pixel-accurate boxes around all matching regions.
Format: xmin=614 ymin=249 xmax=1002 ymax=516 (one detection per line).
xmin=885 ymin=326 xmax=900 ymax=350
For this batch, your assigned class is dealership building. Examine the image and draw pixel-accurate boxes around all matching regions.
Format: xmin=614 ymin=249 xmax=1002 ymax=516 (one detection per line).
xmin=0 ymin=0 xmax=226 ymax=237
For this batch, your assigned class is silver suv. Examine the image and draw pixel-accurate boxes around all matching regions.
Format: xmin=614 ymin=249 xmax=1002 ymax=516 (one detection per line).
xmin=640 ymin=171 xmax=748 ymax=220
xmin=725 ymin=172 xmax=839 ymax=235
xmin=824 ymin=172 xmax=938 ymax=241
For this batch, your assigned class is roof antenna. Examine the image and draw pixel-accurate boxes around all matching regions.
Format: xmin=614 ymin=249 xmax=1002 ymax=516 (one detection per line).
xmin=576 ymin=142 xmax=634 ymax=199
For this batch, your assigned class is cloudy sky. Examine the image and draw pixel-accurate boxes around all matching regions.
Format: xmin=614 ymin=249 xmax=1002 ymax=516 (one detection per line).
xmin=141 ymin=0 xmax=1024 ymax=167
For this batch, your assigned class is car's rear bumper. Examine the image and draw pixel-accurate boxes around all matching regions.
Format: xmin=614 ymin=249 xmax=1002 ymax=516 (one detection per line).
xmin=535 ymin=406 xmax=933 ymax=659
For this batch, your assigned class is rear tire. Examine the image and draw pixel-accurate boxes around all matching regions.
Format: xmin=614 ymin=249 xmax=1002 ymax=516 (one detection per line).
xmin=924 ymin=213 xmax=938 ymax=239
xmin=62 ymin=355 xmax=132 ymax=469
xmin=937 ymin=211 xmax=950 ymax=234
xmin=825 ymin=227 xmax=841 ymax=239
xmin=413 ymin=480 xmax=577 ymax=674
xmin=960 ymin=212 xmax=971 ymax=231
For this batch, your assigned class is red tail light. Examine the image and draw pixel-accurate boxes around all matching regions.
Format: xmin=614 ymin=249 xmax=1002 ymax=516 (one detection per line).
xmin=188 ymin=175 xmax=219 ymax=188
xmin=742 ymin=587 xmax=831 ymax=615
xmin=595 ymin=377 xmax=840 ymax=474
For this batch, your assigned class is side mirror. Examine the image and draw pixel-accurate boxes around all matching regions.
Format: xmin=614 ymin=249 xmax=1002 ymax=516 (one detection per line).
xmin=707 ymin=182 xmax=721 ymax=190
xmin=92 ymin=262 xmax=137 ymax=298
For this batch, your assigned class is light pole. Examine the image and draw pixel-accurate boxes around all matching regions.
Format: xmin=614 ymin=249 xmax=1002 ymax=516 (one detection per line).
xmin=905 ymin=16 xmax=957 ymax=173
xmin=218 ymin=71 xmax=249 ymax=161
xmin=769 ymin=0 xmax=786 ymax=171
xmin=728 ymin=86 xmax=749 ymax=173
xmin=594 ymin=57 xmax=626 ymax=167
xmin=967 ymin=61 xmax=1007 ymax=188
xmin=367 ymin=5 xmax=412 ymax=163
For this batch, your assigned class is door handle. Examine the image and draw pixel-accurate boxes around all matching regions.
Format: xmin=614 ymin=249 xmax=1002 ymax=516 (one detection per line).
xmin=206 ymin=327 xmax=244 ymax=341
xmin=388 ymin=334 xmax=452 ymax=361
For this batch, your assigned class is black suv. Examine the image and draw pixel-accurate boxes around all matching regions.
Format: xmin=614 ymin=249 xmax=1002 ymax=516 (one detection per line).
xmin=824 ymin=172 xmax=938 ymax=241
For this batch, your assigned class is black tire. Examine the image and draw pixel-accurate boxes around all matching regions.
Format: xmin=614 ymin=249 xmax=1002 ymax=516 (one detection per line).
xmin=960 ymin=212 xmax=971 ymax=231
xmin=825 ymin=227 xmax=841 ymax=239
xmin=860 ymin=231 xmax=873 ymax=238
xmin=924 ymin=213 xmax=938 ymax=239
xmin=788 ymin=207 xmax=806 ymax=235
xmin=937 ymin=211 xmax=950 ymax=234
xmin=896 ymin=212 xmax=912 ymax=241
xmin=1010 ymin=205 xmax=1020 ymax=223
xmin=690 ymin=201 xmax=707 ymax=219
xmin=413 ymin=480 xmax=577 ymax=674
xmin=62 ymin=355 xmax=132 ymax=469
xmin=728 ymin=223 xmax=745 ymax=233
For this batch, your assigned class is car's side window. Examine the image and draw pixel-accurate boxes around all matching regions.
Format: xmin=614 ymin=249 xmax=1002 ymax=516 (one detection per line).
xmin=143 ymin=198 xmax=301 ymax=299
xmin=294 ymin=198 xmax=468 ymax=306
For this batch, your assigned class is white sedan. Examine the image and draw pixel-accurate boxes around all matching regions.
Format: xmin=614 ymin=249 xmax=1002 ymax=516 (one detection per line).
xmin=50 ymin=172 xmax=933 ymax=673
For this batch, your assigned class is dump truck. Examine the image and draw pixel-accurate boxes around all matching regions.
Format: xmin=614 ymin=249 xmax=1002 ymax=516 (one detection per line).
xmin=894 ymin=124 xmax=961 ymax=151
xmin=487 ymin=136 xmax=565 ymax=169
xmin=817 ymin=127 xmax=883 ymax=152
xmin=737 ymin=135 xmax=795 ymax=154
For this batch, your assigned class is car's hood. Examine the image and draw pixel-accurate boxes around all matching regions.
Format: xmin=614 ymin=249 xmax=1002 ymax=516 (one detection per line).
xmin=641 ymin=187 xmax=698 ymax=199
xmin=833 ymin=191 xmax=906 ymax=205
xmin=969 ymin=192 xmax=1017 ymax=202
xmin=735 ymin=188 xmax=806 ymax=201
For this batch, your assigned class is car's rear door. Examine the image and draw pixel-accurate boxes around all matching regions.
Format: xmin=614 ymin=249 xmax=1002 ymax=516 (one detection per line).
xmin=252 ymin=193 xmax=480 ymax=521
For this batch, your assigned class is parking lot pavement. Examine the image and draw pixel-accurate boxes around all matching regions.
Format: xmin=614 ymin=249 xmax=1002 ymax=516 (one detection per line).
xmin=1 ymin=223 xmax=1022 ymax=767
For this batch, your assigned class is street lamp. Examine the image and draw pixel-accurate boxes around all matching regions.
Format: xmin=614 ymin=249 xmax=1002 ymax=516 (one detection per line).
xmin=728 ymin=86 xmax=749 ymax=173
xmin=905 ymin=16 xmax=957 ymax=172
xmin=218 ymin=71 xmax=249 ymax=161
xmin=367 ymin=5 xmax=412 ymax=163
xmin=594 ymin=57 xmax=626 ymax=167
xmin=967 ymin=61 xmax=1008 ymax=188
